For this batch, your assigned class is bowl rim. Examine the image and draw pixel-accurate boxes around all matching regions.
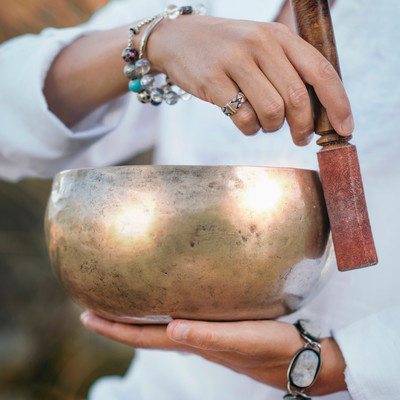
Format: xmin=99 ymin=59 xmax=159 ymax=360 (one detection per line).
xmin=56 ymin=164 xmax=319 ymax=178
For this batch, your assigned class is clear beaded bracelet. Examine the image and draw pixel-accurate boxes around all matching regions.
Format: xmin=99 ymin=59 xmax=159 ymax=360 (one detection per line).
xmin=121 ymin=4 xmax=207 ymax=106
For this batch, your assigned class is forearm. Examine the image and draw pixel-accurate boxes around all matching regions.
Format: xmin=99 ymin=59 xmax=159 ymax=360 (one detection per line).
xmin=43 ymin=25 xmax=131 ymax=127
xmin=44 ymin=8 xmax=354 ymax=142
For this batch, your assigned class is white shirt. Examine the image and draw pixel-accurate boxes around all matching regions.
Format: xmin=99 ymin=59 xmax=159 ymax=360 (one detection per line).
xmin=1 ymin=1 xmax=399 ymax=399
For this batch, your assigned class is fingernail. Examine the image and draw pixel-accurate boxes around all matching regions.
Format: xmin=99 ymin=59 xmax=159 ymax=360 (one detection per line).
xmin=80 ymin=310 xmax=92 ymax=326
xmin=171 ymin=322 xmax=189 ymax=341
xmin=341 ymin=115 xmax=354 ymax=135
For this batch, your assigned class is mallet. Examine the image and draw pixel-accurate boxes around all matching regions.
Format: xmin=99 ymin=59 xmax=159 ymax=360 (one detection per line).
xmin=290 ymin=0 xmax=378 ymax=271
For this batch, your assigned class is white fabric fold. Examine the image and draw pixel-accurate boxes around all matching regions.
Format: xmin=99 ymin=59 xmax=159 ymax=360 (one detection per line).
xmin=333 ymin=305 xmax=400 ymax=400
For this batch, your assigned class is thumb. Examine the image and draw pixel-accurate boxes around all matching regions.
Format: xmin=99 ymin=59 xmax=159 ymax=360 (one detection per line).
xmin=166 ymin=319 xmax=299 ymax=353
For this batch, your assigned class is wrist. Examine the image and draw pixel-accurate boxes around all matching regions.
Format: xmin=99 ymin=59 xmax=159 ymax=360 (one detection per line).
xmin=309 ymin=337 xmax=346 ymax=396
xmin=144 ymin=14 xmax=191 ymax=74
xmin=285 ymin=320 xmax=347 ymax=398
xmin=146 ymin=13 xmax=211 ymax=75
xmin=121 ymin=5 xmax=206 ymax=106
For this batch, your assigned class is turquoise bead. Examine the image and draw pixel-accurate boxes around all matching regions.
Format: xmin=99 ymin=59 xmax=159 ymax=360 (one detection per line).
xmin=128 ymin=79 xmax=142 ymax=93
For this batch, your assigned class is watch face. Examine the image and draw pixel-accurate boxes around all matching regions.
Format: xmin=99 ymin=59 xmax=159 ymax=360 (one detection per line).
xmin=297 ymin=319 xmax=321 ymax=341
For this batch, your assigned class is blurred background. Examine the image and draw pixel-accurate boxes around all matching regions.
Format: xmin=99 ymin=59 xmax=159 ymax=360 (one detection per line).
xmin=0 ymin=1 xmax=152 ymax=399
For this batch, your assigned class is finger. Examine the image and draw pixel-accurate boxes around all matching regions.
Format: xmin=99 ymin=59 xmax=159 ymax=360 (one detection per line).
xmin=229 ymin=61 xmax=285 ymax=133
xmin=167 ymin=319 xmax=300 ymax=390
xmin=167 ymin=319 xmax=303 ymax=355
xmin=282 ymin=32 xmax=353 ymax=136
xmin=257 ymin=47 xmax=314 ymax=146
xmin=211 ymin=75 xmax=261 ymax=136
xmin=80 ymin=310 xmax=183 ymax=350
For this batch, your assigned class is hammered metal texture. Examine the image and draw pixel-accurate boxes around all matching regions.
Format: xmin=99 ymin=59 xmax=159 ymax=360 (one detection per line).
xmin=45 ymin=166 xmax=335 ymax=323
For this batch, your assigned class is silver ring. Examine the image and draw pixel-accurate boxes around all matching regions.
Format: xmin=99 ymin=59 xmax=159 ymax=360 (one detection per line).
xmin=221 ymin=92 xmax=247 ymax=116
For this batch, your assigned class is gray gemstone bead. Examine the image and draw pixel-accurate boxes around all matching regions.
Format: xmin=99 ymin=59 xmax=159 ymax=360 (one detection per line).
xmin=180 ymin=6 xmax=193 ymax=15
xmin=289 ymin=348 xmax=320 ymax=389
xmin=137 ymin=89 xmax=151 ymax=104
xmin=178 ymin=88 xmax=192 ymax=101
xmin=164 ymin=91 xmax=179 ymax=105
xmin=298 ymin=319 xmax=321 ymax=340
xmin=166 ymin=5 xmax=180 ymax=19
xmin=150 ymin=88 xmax=163 ymax=105
xmin=135 ymin=59 xmax=151 ymax=76
xmin=123 ymin=63 xmax=138 ymax=79
xmin=140 ymin=74 xmax=155 ymax=90
xmin=160 ymin=84 xmax=172 ymax=93
xmin=194 ymin=3 xmax=207 ymax=15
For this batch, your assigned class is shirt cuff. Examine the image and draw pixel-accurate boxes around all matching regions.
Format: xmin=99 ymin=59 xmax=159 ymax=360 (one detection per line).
xmin=332 ymin=304 xmax=400 ymax=400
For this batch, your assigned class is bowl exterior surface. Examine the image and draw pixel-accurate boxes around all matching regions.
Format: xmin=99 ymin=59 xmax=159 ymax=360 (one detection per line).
xmin=45 ymin=166 xmax=334 ymax=323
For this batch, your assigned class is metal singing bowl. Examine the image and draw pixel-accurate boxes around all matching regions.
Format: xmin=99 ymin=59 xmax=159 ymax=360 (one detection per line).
xmin=45 ymin=166 xmax=335 ymax=323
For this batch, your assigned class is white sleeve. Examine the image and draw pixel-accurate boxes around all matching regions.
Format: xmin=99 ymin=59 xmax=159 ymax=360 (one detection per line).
xmin=0 ymin=0 xmax=163 ymax=181
xmin=332 ymin=305 xmax=400 ymax=400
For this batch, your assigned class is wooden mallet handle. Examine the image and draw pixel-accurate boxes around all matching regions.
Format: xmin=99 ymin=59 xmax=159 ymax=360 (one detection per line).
xmin=291 ymin=0 xmax=349 ymax=146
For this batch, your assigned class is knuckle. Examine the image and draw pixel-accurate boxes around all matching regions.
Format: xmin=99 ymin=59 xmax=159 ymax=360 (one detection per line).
xmin=200 ymin=330 xmax=217 ymax=349
xmin=133 ymin=339 xmax=148 ymax=348
xmin=289 ymin=116 xmax=314 ymax=137
xmin=131 ymin=328 xmax=151 ymax=348
xmin=243 ymin=22 xmax=291 ymax=48
xmin=240 ymin=24 xmax=268 ymax=48
xmin=236 ymin=108 xmax=255 ymax=126
xmin=202 ymin=71 xmax=219 ymax=85
xmin=290 ymin=121 xmax=315 ymax=145
xmin=230 ymin=59 xmax=254 ymax=77
xmin=269 ymin=22 xmax=292 ymax=44
xmin=234 ymin=108 xmax=260 ymax=135
xmin=263 ymin=98 xmax=284 ymax=121
xmin=317 ymin=59 xmax=337 ymax=81
xmin=270 ymin=22 xmax=291 ymax=36
xmin=239 ymin=22 xmax=291 ymax=51
xmin=287 ymin=84 xmax=309 ymax=109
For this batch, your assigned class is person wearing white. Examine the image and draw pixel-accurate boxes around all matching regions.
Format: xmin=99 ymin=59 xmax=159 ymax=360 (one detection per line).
xmin=0 ymin=0 xmax=399 ymax=399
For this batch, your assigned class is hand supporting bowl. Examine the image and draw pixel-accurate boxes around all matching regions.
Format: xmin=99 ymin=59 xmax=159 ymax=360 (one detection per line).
xmin=45 ymin=166 xmax=335 ymax=323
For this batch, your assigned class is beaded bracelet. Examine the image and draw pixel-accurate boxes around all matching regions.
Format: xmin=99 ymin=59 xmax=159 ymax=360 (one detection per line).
xmin=121 ymin=4 xmax=207 ymax=106
xmin=284 ymin=319 xmax=322 ymax=400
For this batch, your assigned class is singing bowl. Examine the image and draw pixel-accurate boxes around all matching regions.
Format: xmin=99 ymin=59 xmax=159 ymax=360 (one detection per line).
xmin=45 ymin=166 xmax=335 ymax=323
